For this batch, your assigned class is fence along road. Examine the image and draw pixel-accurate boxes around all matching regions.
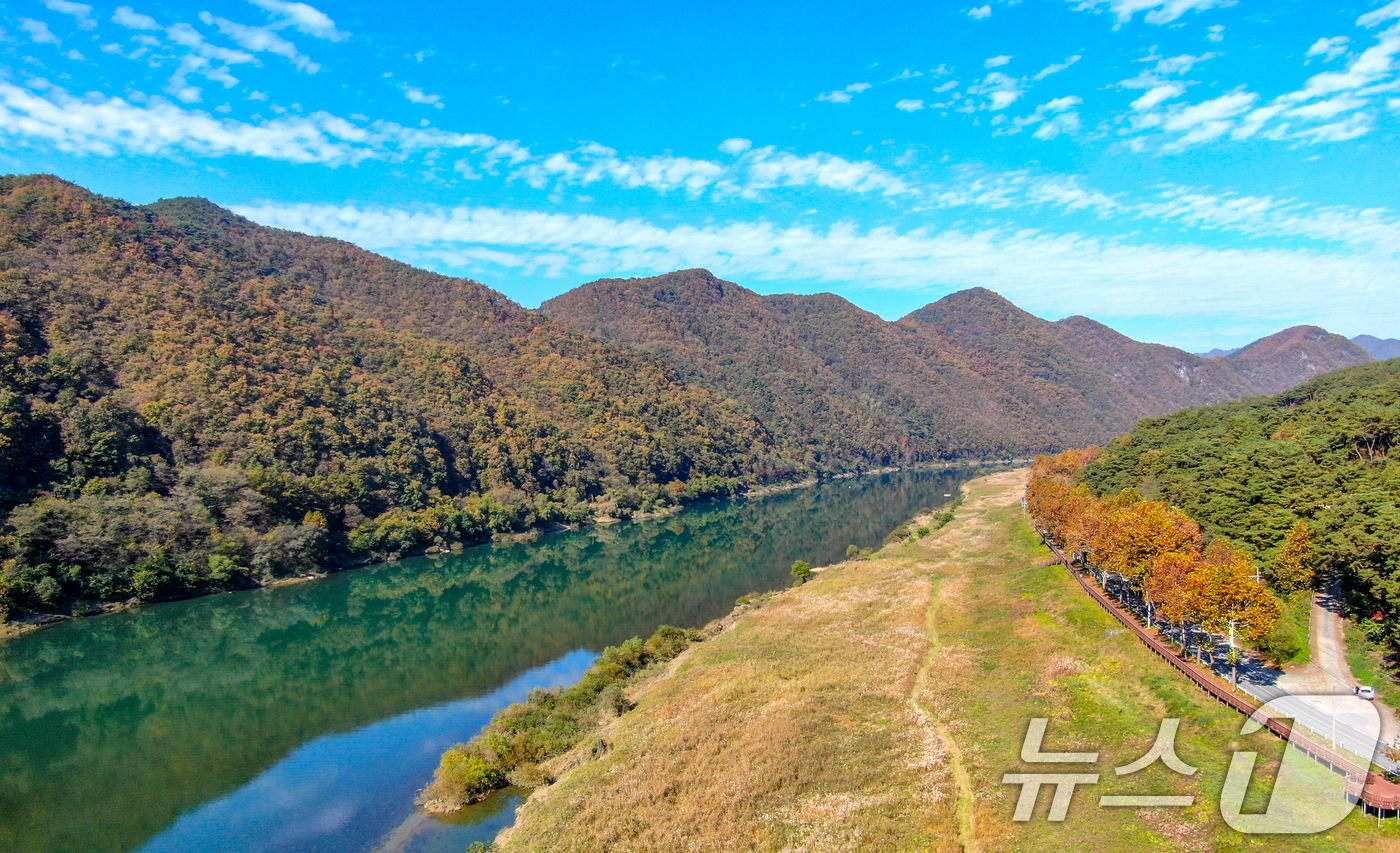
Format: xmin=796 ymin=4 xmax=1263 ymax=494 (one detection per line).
xmin=1032 ymin=522 xmax=1400 ymax=814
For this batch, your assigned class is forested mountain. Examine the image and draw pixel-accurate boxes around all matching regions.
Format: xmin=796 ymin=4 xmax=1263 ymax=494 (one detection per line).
xmin=0 ymin=175 xmax=1378 ymax=623
xmin=1217 ymin=325 xmax=1374 ymax=395
xmin=1076 ymin=359 xmax=1400 ymax=642
xmin=543 ymin=271 xmax=1368 ymax=465
xmin=1355 ymin=335 xmax=1400 ymax=360
xmin=0 ymin=176 xmax=782 ymax=619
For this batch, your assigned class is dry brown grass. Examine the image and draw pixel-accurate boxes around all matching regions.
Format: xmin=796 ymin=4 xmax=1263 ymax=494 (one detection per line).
xmin=498 ymin=511 xmax=960 ymax=852
xmin=498 ymin=470 xmax=1400 ymax=853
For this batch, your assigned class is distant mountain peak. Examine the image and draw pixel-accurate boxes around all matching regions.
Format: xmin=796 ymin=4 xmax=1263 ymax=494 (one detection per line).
xmin=1353 ymin=334 xmax=1400 ymax=360
xmin=1223 ymin=325 xmax=1373 ymax=394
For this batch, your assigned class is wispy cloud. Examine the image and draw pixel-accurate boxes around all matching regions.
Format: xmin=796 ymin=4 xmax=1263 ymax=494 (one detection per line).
xmin=985 ymin=55 xmax=1012 ymax=68
xmin=0 ymin=80 xmax=520 ymax=164
xmin=1076 ymin=0 xmax=1234 ymax=26
xmin=1121 ymin=7 xmax=1400 ymax=149
xmin=247 ymin=0 xmax=349 ymax=41
xmin=1033 ymin=55 xmax=1082 ymax=80
xmin=231 ymin=199 xmax=1398 ymax=337
xmin=968 ymin=71 xmax=1023 ymax=109
xmin=43 ymin=0 xmax=96 ymax=30
xmin=399 ymin=82 xmax=444 ymax=108
xmin=197 ymin=12 xmax=320 ymax=72
xmin=968 ymin=5 xmax=992 ymax=19
xmin=19 ymin=19 xmax=62 ymax=45
xmin=112 ymin=5 xmax=160 ymax=30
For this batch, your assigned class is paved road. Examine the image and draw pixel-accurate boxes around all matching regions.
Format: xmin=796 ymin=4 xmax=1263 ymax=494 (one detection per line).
xmin=1230 ymin=577 xmax=1398 ymax=772
xmin=1103 ymin=570 xmax=1397 ymax=771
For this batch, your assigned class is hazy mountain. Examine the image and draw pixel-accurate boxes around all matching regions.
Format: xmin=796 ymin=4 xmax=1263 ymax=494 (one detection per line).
xmin=1196 ymin=347 xmax=1240 ymax=358
xmin=1353 ymin=334 xmax=1400 ymax=360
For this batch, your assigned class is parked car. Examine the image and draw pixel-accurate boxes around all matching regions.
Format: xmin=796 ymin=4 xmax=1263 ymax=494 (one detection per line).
xmin=1358 ymin=685 xmax=1377 ymax=700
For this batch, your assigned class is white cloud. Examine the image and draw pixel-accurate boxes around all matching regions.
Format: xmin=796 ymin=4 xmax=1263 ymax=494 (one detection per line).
xmin=1080 ymin=0 xmax=1232 ymax=26
xmin=166 ymin=23 xmax=257 ymax=65
xmin=112 ymin=6 xmax=160 ymax=30
xmin=985 ymin=55 xmax=1012 ymax=68
xmin=1130 ymin=83 xmax=1185 ymax=110
xmin=1207 ymin=24 xmax=1224 ymax=42
xmin=198 ymin=13 xmax=321 ymax=72
xmin=1005 ymin=96 xmax=1083 ymax=139
xmin=1033 ymin=55 xmax=1081 ymax=80
xmin=0 ymin=80 xmax=519 ymax=165
xmin=718 ymin=137 xmax=752 ymax=155
xmin=1358 ymin=1 xmax=1400 ymax=28
xmin=969 ymin=71 xmax=1023 ymax=110
xmin=817 ymin=82 xmax=872 ymax=104
xmin=247 ymin=0 xmax=349 ymax=41
xmin=968 ymin=5 xmax=992 ymax=18
xmin=933 ymin=80 xmax=959 ymax=93
xmin=19 ymin=19 xmax=61 ymax=45
xmin=895 ymin=99 xmax=925 ymax=112
xmin=1307 ymin=36 xmax=1350 ymax=62
xmin=229 ymin=199 xmax=1399 ymax=338
xmin=399 ymin=82 xmax=444 ymax=108
xmin=1122 ymin=7 xmax=1400 ymax=148
xmin=43 ymin=0 xmax=96 ymax=30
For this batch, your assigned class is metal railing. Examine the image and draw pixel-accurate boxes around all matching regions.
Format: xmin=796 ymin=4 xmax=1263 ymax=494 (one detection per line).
xmin=1032 ymin=522 xmax=1400 ymax=811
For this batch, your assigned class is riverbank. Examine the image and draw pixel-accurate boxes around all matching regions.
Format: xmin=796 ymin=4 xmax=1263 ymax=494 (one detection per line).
xmin=0 ymin=461 xmax=1015 ymax=641
xmin=493 ymin=470 xmax=1395 ymax=852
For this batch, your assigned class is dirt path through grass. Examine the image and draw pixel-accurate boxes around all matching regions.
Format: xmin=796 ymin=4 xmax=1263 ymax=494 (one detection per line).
xmin=497 ymin=468 xmax=1399 ymax=853
xmin=913 ymin=575 xmax=979 ymax=853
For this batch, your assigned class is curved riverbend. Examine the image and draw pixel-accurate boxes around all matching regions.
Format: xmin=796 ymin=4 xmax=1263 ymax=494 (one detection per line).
xmin=0 ymin=468 xmax=974 ymax=853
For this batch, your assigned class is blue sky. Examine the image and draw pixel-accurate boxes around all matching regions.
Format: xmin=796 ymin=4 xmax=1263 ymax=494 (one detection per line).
xmin=1 ymin=0 xmax=1397 ymax=350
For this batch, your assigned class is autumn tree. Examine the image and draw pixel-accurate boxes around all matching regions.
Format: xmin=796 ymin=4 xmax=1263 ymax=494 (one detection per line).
xmin=1091 ymin=500 xmax=1202 ymax=585
xmin=1186 ymin=554 xmax=1280 ymax=646
xmin=1269 ymin=520 xmax=1317 ymax=593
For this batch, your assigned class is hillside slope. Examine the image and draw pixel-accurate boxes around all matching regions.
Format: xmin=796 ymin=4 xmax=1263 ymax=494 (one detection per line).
xmin=1354 ymin=334 xmax=1400 ymax=360
xmin=1077 ymin=358 xmax=1400 ymax=642
xmin=0 ymin=176 xmax=783 ymax=620
xmin=1220 ymin=325 xmax=1374 ymax=394
xmin=544 ymin=272 xmax=1356 ymax=463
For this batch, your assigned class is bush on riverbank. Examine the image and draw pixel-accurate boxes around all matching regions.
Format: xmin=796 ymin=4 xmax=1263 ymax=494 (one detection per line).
xmin=418 ymin=624 xmax=702 ymax=812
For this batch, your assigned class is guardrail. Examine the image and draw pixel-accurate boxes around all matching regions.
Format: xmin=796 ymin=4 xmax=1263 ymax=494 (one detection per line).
xmin=1032 ymin=522 xmax=1400 ymax=812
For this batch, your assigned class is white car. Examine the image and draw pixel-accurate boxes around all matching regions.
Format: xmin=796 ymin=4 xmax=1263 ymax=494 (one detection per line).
xmin=1358 ymin=685 xmax=1377 ymax=700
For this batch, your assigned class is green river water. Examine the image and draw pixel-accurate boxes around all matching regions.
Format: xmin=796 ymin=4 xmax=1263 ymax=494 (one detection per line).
xmin=0 ymin=468 xmax=975 ymax=853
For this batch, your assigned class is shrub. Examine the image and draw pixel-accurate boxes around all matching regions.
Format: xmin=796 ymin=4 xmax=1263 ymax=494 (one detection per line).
xmin=421 ymin=746 xmax=507 ymax=808
xmin=419 ymin=624 xmax=701 ymax=811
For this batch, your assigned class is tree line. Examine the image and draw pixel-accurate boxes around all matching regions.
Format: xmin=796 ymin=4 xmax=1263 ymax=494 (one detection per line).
xmin=1028 ymin=449 xmax=1292 ymax=666
xmin=1073 ymin=358 xmax=1399 ymax=646
xmin=0 ymin=176 xmax=781 ymax=622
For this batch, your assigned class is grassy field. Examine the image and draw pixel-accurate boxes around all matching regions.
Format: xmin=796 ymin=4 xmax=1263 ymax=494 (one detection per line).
xmin=1346 ymin=623 xmax=1400 ymax=709
xmin=497 ymin=470 xmax=1400 ymax=852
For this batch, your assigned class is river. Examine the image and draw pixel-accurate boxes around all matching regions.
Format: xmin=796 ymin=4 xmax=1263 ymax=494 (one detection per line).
xmin=0 ymin=468 xmax=975 ymax=853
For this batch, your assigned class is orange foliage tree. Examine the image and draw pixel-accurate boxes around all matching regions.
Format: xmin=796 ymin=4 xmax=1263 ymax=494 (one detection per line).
xmin=1027 ymin=448 xmax=1280 ymax=661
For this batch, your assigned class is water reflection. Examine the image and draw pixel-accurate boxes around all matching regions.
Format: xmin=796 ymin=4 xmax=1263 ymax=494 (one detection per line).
xmin=0 ymin=469 xmax=972 ymax=853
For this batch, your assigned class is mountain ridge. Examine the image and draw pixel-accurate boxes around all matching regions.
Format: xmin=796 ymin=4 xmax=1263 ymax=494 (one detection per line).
xmin=0 ymin=174 xmax=1377 ymax=622
xmin=544 ymin=269 xmax=1371 ymax=465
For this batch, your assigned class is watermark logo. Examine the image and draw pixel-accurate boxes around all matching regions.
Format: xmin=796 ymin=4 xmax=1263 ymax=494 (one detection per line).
xmin=1003 ymin=696 xmax=1383 ymax=833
